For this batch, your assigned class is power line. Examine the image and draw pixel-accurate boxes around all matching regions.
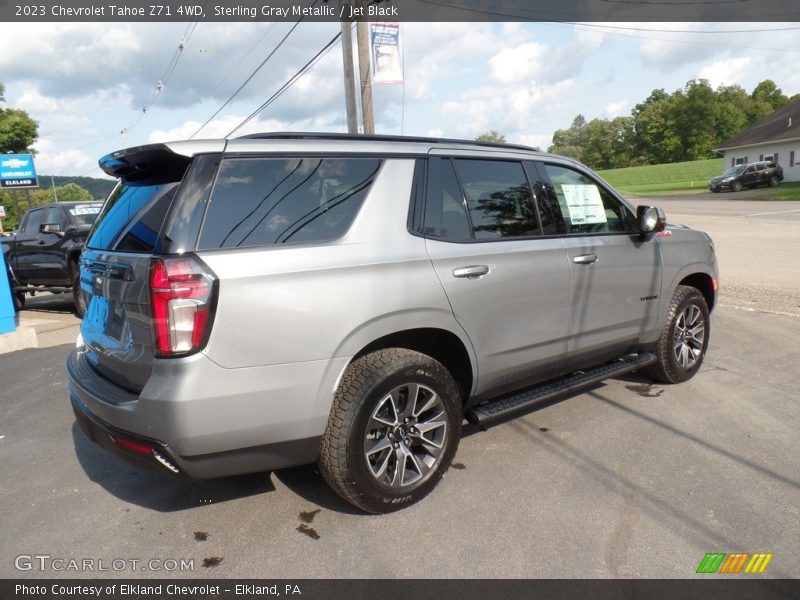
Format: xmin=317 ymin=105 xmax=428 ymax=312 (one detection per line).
xmin=189 ymin=3 xmax=319 ymax=139
xmin=226 ymin=31 xmax=342 ymax=138
xmin=75 ymin=21 xmax=201 ymax=151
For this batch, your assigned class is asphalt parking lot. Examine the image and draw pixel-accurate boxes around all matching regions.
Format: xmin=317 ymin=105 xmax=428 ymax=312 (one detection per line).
xmin=1 ymin=195 xmax=798 ymax=579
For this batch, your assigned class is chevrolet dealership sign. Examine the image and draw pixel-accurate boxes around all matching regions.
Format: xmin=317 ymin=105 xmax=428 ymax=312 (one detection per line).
xmin=0 ymin=154 xmax=39 ymax=189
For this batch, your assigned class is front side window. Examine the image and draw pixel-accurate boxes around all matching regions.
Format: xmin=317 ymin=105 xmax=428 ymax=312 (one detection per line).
xmin=198 ymin=157 xmax=381 ymax=249
xmin=541 ymin=164 xmax=631 ymax=234
xmin=453 ymin=159 xmax=540 ymax=240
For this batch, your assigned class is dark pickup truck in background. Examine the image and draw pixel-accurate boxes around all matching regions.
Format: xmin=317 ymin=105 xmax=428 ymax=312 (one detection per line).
xmin=1 ymin=201 xmax=102 ymax=317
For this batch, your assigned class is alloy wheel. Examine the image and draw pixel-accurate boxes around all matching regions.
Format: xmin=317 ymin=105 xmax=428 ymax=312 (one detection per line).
xmin=363 ymin=383 xmax=447 ymax=489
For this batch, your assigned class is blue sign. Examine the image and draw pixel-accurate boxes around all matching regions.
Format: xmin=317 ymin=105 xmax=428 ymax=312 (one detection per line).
xmin=0 ymin=153 xmax=39 ymax=189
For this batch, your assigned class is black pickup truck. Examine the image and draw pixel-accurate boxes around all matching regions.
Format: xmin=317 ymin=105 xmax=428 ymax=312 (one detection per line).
xmin=1 ymin=201 xmax=102 ymax=317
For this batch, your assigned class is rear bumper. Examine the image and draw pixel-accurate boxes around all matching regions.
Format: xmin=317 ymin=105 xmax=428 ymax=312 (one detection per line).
xmin=66 ymin=349 xmax=342 ymax=479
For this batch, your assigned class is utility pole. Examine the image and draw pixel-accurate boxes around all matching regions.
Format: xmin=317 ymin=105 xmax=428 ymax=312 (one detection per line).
xmin=355 ymin=3 xmax=374 ymax=134
xmin=340 ymin=1 xmax=358 ymax=134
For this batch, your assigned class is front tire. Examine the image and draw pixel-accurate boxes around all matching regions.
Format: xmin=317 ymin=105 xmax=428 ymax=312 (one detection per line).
xmin=732 ymin=181 xmax=742 ymax=192
xmin=769 ymin=176 xmax=780 ymax=187
xmin=72 ymin=271 xmax=85 ymax=318
xmin=643 ymin=285 xmax=710 ymax=384
xmin=13 ymin=291 xmax=25 ymax=312
xmin=318 ymin=348 xmax=462 ymax=514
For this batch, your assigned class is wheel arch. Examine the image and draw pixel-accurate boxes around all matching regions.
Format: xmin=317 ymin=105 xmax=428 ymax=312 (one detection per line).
xmin=352 ymin=328 xmax=476 ymax=404
xmin=677 ymin=272 xmax=716 ymax=312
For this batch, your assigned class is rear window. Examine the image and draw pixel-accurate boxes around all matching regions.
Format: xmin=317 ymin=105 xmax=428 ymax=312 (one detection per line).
xmin=68 ymin=203 xmax=103 ymax=226
xmin=197 ymin=157 xmax=381 ymax=249
xmin=87 ymin=183 xmax=179 ymax=252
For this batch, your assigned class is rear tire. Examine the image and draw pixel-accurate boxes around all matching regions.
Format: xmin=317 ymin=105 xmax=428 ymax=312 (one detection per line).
xmin=769 ymin=176 xmax=780 ymax=187
xmin=72 ymin=270 xmax=85 ymax=318
xmin=643 ymin=285 xmax=710 ymax=384
xmin=318 ymin=348 xmax=462 ymax=514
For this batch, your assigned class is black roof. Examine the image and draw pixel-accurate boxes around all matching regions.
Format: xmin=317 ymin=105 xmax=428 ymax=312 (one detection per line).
xmin=236 ymin=131 xmax=538 ymax=153
xmin=717 ymin=100 xmax=800 ymax=151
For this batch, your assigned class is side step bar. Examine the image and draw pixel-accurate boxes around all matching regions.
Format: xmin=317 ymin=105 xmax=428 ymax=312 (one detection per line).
xmin=465 ymin=353 xmax=657 ymax=427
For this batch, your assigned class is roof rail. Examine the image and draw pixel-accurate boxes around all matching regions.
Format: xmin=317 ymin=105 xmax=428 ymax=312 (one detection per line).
xmin=234 ymin=131 xmax=538 ymax=153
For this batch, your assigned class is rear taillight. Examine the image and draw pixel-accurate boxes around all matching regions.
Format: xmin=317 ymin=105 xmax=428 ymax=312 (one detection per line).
xmin=150 ymin=256 xmax=217 ymax=357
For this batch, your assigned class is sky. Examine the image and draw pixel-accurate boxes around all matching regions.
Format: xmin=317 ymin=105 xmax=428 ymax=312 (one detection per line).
xmin=1 ymin=20 xmax=799 ymax=178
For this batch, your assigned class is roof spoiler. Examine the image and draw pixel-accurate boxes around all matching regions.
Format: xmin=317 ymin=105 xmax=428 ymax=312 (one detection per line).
xmin=98 ymin=143 xmax=193 ymax=185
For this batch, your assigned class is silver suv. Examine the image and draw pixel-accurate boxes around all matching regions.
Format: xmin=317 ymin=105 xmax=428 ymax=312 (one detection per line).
xmin=67 ymin=133 xmax=718 ymax=513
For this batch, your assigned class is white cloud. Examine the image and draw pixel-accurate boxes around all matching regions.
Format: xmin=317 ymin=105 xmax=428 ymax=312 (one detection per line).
xmin=698 ymin=57 xmax=752 ymax=89
xmin=30 ymin=139 xmax=96 ymax=176
xmin=605 ymin=99 xmax=630 ymax=117
xmin=489 ymin=43 xmax=548 ymax=84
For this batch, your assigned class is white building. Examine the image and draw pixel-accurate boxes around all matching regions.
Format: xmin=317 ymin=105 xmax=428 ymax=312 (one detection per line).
xmin=716 ymin=100 xmax=800 ymax=182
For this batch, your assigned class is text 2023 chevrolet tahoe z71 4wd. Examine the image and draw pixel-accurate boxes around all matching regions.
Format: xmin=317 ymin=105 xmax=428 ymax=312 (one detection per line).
xmin=66 ymin=134 xmax=717 ymax=513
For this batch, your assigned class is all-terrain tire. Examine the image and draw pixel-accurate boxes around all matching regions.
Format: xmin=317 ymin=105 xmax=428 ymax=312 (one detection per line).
xmin=72 ymin=270 xmax=86 ymax=318
xmin=642 ymin=285 xmax=710 ymax=384
xmin=318 ymin=348 xmax=462 ymax=514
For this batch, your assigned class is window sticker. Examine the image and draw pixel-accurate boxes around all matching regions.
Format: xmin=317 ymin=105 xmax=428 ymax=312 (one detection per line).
xmin=69 ymin=204 xmax=103 ymax=216
xmin=559 ymin=184 xmax=607 ymax=225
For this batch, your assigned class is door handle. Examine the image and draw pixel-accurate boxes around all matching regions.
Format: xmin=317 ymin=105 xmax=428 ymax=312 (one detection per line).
xmin=453 ymin=265 xmax=490 ymax=279
xmin=572 ymin=254 xmax=598 ymax=265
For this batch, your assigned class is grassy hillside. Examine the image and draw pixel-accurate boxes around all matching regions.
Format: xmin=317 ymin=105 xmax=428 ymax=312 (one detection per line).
xmin=597 ymin=158 xmax=724 ymax=196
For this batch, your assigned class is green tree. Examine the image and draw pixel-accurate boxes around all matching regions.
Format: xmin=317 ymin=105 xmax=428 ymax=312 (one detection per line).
xmin=0 ymin=82 xmax=38 ymax=154
xmin=548 ymin=115 xmax=587 ymax=162
xmin=53 ymin=183 xmax=93 ymax=202
xmin=475 ymin=130 xmax=506 ymax=143
xmin=631 ymin=89 xmax=685 ymax=164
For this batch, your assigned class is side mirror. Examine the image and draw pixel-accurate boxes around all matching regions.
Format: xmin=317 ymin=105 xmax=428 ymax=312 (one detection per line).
xmin=40 ymin=223 xmax=63 ymax=235
xmin=637 ymin=206 xmax=667 ymax=236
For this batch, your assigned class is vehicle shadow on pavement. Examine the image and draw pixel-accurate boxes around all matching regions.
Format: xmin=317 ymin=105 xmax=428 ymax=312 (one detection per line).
xmin=19 ymin=293 xmax=75 ymax=315
xmin=272 ymin=465 xmax=367 ymax=516
xmin=72 ymin=423 xmax=275 ymax=512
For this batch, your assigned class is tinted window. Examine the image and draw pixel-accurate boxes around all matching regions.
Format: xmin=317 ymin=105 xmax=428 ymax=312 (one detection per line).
xmin=524 ymin=162 xmax=565 ymax=235
xmin=87 ymin=183 xmax=179 ymax=252
xmin=22 ymin=209 xmax=44 ymax=234
xmin=542 ymin=164 xmax=631 ymax=235
xmin=454 ymin=159 xmax=539 ymax=240
xmin=43 ymin=206 xmax=65 ymax=227
xmin=199 ymin=157 xmax=381 ymax=249
xmin=424 ymin=158 xmax=471 ymax=241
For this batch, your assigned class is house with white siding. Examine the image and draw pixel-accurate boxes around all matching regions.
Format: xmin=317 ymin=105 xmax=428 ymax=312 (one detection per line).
xmin=716 ymin=100 xmax=800 ymax=182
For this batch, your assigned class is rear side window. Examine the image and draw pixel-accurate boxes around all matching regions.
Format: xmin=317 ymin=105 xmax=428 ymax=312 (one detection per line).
xmin=424 ymin=158 xmax=471 ymax=241
xmin=87 ymin=183 xmax=179 ymax=252
xmin=21 ymin=209 xmax=44 ymax=234
xmin=198 ymin=157 xmax=382 ymax=249
xmin=453 ymin=159 xmax=540 ymax=240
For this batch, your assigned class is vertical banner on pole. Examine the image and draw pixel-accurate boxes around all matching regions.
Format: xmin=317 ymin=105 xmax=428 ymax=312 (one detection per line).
xmin=370 ymin=22 xmax=403 ymax=84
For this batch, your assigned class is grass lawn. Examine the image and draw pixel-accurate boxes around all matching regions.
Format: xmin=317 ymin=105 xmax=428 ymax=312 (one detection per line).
xmin=597 ymin=158 xmax=723 ymax=196
xmin=597 ymin=158 xmax=800 ymax=200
